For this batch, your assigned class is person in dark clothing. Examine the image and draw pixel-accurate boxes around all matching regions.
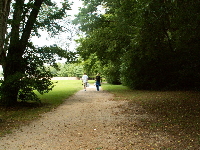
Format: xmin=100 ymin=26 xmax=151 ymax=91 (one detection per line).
xmin=95 ymin=73 xmax=101 ymax=91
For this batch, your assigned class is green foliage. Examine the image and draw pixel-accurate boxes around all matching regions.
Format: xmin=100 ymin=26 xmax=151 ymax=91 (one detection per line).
xmin=74 ymin=1 xmax=125 ymax=83
xmin=0 ymin=0 xmax=73 ymax=106
xmin=23 ymin=45 xmax=68 ymax=95
xmin=103 ymin=61 xmax=121 ymax=84
xmin=75 ymin=0 xmax=200 ymax=90
xmin=81 ymin=53 xmax=103 ymax=77
xmin=48 ymin=62 xmax=84 ymax=78
xmin=18 ymin=87 xmax=40 ymax=103
xmin=35 ymin=0 xmax=71 ymax=36
xmin=121 ymin=0 xmax=200 ymax=90
xmin=0 ymin=45 xmax=67 ymax=104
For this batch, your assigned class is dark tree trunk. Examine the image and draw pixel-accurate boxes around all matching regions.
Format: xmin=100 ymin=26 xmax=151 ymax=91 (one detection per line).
xmin=0 ymin=0 xmax=11 ymax=61
xmin=0 ymin=0 xmax=44 ymax=106
xmin=1 ymin=46 xmax=25 ymax=106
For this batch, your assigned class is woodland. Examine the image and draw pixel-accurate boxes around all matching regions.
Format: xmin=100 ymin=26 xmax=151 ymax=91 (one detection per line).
xmin=74 ymin=0 xmax=200 ymax=90
xmin=0 ymin=0 xmax=200 ymax=106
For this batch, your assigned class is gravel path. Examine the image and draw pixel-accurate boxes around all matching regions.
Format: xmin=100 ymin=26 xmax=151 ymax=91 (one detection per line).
xmin=0 ymin=85 xmax=129 ymax=150
xmin=0 ymin=85 xmax=172 ymax=150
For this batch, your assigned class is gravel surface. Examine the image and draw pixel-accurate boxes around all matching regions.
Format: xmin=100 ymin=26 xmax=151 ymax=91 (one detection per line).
xmin=0 ymin=85 xmax=172 ymax=150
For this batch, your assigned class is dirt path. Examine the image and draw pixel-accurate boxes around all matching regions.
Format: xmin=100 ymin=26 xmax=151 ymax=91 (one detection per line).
xmin=0 ymin=85 xmax=172 ymax=150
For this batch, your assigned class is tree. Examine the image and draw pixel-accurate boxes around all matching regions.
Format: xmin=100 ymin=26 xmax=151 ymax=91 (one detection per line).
xmin=51 ymin=62 xmax=84 ymax=77
xmin=74 ymin=0 xmax=125 ymax=84
xmin=120 ymin=0 xmax=200 ymax=90
xmin=0 ymin=0 xmax=72 ymax=106
xmin=0 ymin=0 xmax=11 ymax=59
xmin=75 ymin=0 xmax=200 ymax=90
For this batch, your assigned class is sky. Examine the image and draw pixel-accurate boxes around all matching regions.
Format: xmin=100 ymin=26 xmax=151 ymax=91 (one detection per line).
xmin=31 ymin=0 xmax=83 ymax=51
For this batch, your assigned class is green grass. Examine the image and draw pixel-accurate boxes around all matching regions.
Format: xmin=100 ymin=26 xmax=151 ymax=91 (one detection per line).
xmin=102 ymin=83 xmax=200 ymax=149
xmin=0 ymin=80 xmax=84 ymax=137
xmin=37 ymin=80 xmax=83 ymax=105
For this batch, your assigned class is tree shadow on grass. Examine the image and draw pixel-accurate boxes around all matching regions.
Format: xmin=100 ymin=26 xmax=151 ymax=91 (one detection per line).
xmin=138 ymin=91 xmax=200 ymax=149
xmin=117 ymin=90 xmax=200 ymax=149
xmin=0 ymin=101 xmax=52 ymax=137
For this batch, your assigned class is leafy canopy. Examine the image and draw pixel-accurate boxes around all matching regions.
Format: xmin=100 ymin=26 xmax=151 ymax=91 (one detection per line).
xmin=0 ymin=0 xmax=78 ymax=106
xmin=74 ymin=0 xmax=200 ymax=90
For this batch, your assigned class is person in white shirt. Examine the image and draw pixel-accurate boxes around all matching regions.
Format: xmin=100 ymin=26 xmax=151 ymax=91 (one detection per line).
xmin=82 ymin=73 xmax=88 ymax=91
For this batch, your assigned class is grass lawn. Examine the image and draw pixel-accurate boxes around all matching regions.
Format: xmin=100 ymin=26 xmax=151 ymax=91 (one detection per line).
xmin=102 ymin=83 xmax=200 ymax=149
xmin=0 ymin=80 xmax=84 ymax=136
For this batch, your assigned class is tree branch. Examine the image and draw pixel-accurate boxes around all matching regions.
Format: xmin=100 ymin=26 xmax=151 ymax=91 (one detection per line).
xmin=9 ymin=0 xmax=24 ymax=50
xmin=20 ymin=0 xmax=44 ymax=53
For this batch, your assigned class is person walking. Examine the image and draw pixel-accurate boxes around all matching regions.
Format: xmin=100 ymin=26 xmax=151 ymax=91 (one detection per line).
xmin=95 ymin=73 xmax=101 ymax=91
xmin=82 ymin=73 xmax=88 ymax=91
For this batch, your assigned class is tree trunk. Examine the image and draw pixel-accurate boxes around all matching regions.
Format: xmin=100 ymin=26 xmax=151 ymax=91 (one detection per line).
xmin=0 ymin=0 xmax=44 ymax=106
xmin=1 ymin=46 xmax=25 ymax=106
xmin=0 ymin=0 xmax=11 ymax=63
